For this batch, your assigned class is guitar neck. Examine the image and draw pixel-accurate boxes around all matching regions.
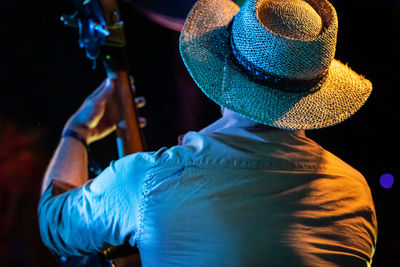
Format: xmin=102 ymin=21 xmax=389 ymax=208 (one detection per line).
xmin=103 ymin=49 xmax=146 ymax=157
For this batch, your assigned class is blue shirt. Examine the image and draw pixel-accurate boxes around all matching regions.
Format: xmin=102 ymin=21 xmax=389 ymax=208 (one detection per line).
xmin=38 ymin=126 xmax=377 ymax=266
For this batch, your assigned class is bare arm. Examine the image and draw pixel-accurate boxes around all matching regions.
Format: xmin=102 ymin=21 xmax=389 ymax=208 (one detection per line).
xmin=40 ymin=137 xmax=88 ymax=194
xmin=41 ymin=79 xmax=116 ymax=195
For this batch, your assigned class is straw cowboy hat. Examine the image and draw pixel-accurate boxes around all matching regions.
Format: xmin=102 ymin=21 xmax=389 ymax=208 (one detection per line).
xmin=179 ymin=0 xmax=372 ymax=130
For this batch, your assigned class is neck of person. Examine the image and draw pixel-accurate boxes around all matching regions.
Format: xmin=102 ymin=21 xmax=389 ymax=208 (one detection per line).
xmin=200 ymin=108 xmax=305 ymax=136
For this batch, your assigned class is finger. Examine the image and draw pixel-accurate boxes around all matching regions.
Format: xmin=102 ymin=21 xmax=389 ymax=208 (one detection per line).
xmin=139 ymin=117 xmax=147 ymax=128
xmin=135 ymin=96 xmax=146 ymax=109
xmin=86 ymin=100 xmax=107 ymax=128
xmin=91 ymin=79 xmax=115 ymax=102
xmin=87 ymin=79 xmax=108 ymax=99
xmin=95 ymin=120 xmax=117 ymax=139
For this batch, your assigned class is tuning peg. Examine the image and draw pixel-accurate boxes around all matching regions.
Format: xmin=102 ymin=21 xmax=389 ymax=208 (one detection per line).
xmin=60 ymin=13 xmax=79 ymax=28
xmin=93 ymin=23 xmax=110 ymax=37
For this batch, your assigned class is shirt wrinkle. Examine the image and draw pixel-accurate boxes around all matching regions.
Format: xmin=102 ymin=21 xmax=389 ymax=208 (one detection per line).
xmin=38 ymin=128 xmax=377 ymax=266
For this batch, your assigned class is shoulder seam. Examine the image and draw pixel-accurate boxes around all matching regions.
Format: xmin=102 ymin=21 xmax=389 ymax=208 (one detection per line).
xmin=134 ymin=169 xmax=157 ymax=242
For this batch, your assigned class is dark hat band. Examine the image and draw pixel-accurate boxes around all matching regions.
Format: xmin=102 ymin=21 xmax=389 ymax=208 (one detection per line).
xmin=228 ymin=18 xmax=328 ymax=93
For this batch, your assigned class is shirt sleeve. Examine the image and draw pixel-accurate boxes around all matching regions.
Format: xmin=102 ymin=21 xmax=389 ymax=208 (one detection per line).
xmin=38 ymin=152 xmax=157 ymax=256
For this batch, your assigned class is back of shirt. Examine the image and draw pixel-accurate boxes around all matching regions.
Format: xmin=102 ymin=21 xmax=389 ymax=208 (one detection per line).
xmin=136 ymin=130 xmax=377 ymax=266
xmin=38 ymin=127 xmax=377 ymax=266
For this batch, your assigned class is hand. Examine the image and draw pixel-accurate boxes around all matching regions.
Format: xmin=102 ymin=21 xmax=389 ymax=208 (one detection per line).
xmin=64 ymin=78 xmax=147 ymax=145
xmin=64 ymin=79 xmax=116 ymax=145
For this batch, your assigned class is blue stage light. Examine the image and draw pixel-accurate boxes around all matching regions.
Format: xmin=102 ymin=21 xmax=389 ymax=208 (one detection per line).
xmin=380 ymin=173 xmax=394 ymax=189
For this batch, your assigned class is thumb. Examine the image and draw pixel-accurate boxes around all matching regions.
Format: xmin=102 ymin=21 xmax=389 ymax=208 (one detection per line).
xmin=91 ymin=78 xmax=115 ymax=102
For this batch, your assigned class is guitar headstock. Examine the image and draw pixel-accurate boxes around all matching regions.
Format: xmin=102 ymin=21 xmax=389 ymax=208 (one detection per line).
xmin=60 ymin=0 xmax=145 ymax=158
xmin=61 ymin=0 xmax=126 ymax=67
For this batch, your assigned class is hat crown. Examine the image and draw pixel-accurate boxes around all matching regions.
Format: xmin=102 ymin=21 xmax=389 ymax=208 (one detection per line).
xmin=257 ymin=0 xmax=322 ymax=40
xmin=232 ymin=0 xmax=338 ymax=80
xmin=180 ymin=0 xmax=372 ymax=130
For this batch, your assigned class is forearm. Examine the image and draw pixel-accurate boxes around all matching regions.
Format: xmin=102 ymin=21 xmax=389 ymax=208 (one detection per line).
xmin=41 ymin=135 xmax=89 ymax=195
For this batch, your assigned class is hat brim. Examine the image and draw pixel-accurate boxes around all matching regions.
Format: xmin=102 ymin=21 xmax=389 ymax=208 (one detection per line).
xmin=179 ymin=0 xmax=372 ymax=130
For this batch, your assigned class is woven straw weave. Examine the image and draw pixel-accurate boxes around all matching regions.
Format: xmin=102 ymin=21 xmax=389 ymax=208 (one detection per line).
xmin=180 ymin=0 xmax=372 ymax=130
xmin=257 ymin=0 xmax=322 ymax=40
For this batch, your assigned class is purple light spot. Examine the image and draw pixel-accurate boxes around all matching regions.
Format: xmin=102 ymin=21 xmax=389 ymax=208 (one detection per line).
xmin=380 ymin=173 xmax=394 ymax=189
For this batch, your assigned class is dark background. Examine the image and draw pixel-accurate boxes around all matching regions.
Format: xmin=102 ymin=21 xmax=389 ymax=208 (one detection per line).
xmin=0 ymin=0 xmax=398 ymax=266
